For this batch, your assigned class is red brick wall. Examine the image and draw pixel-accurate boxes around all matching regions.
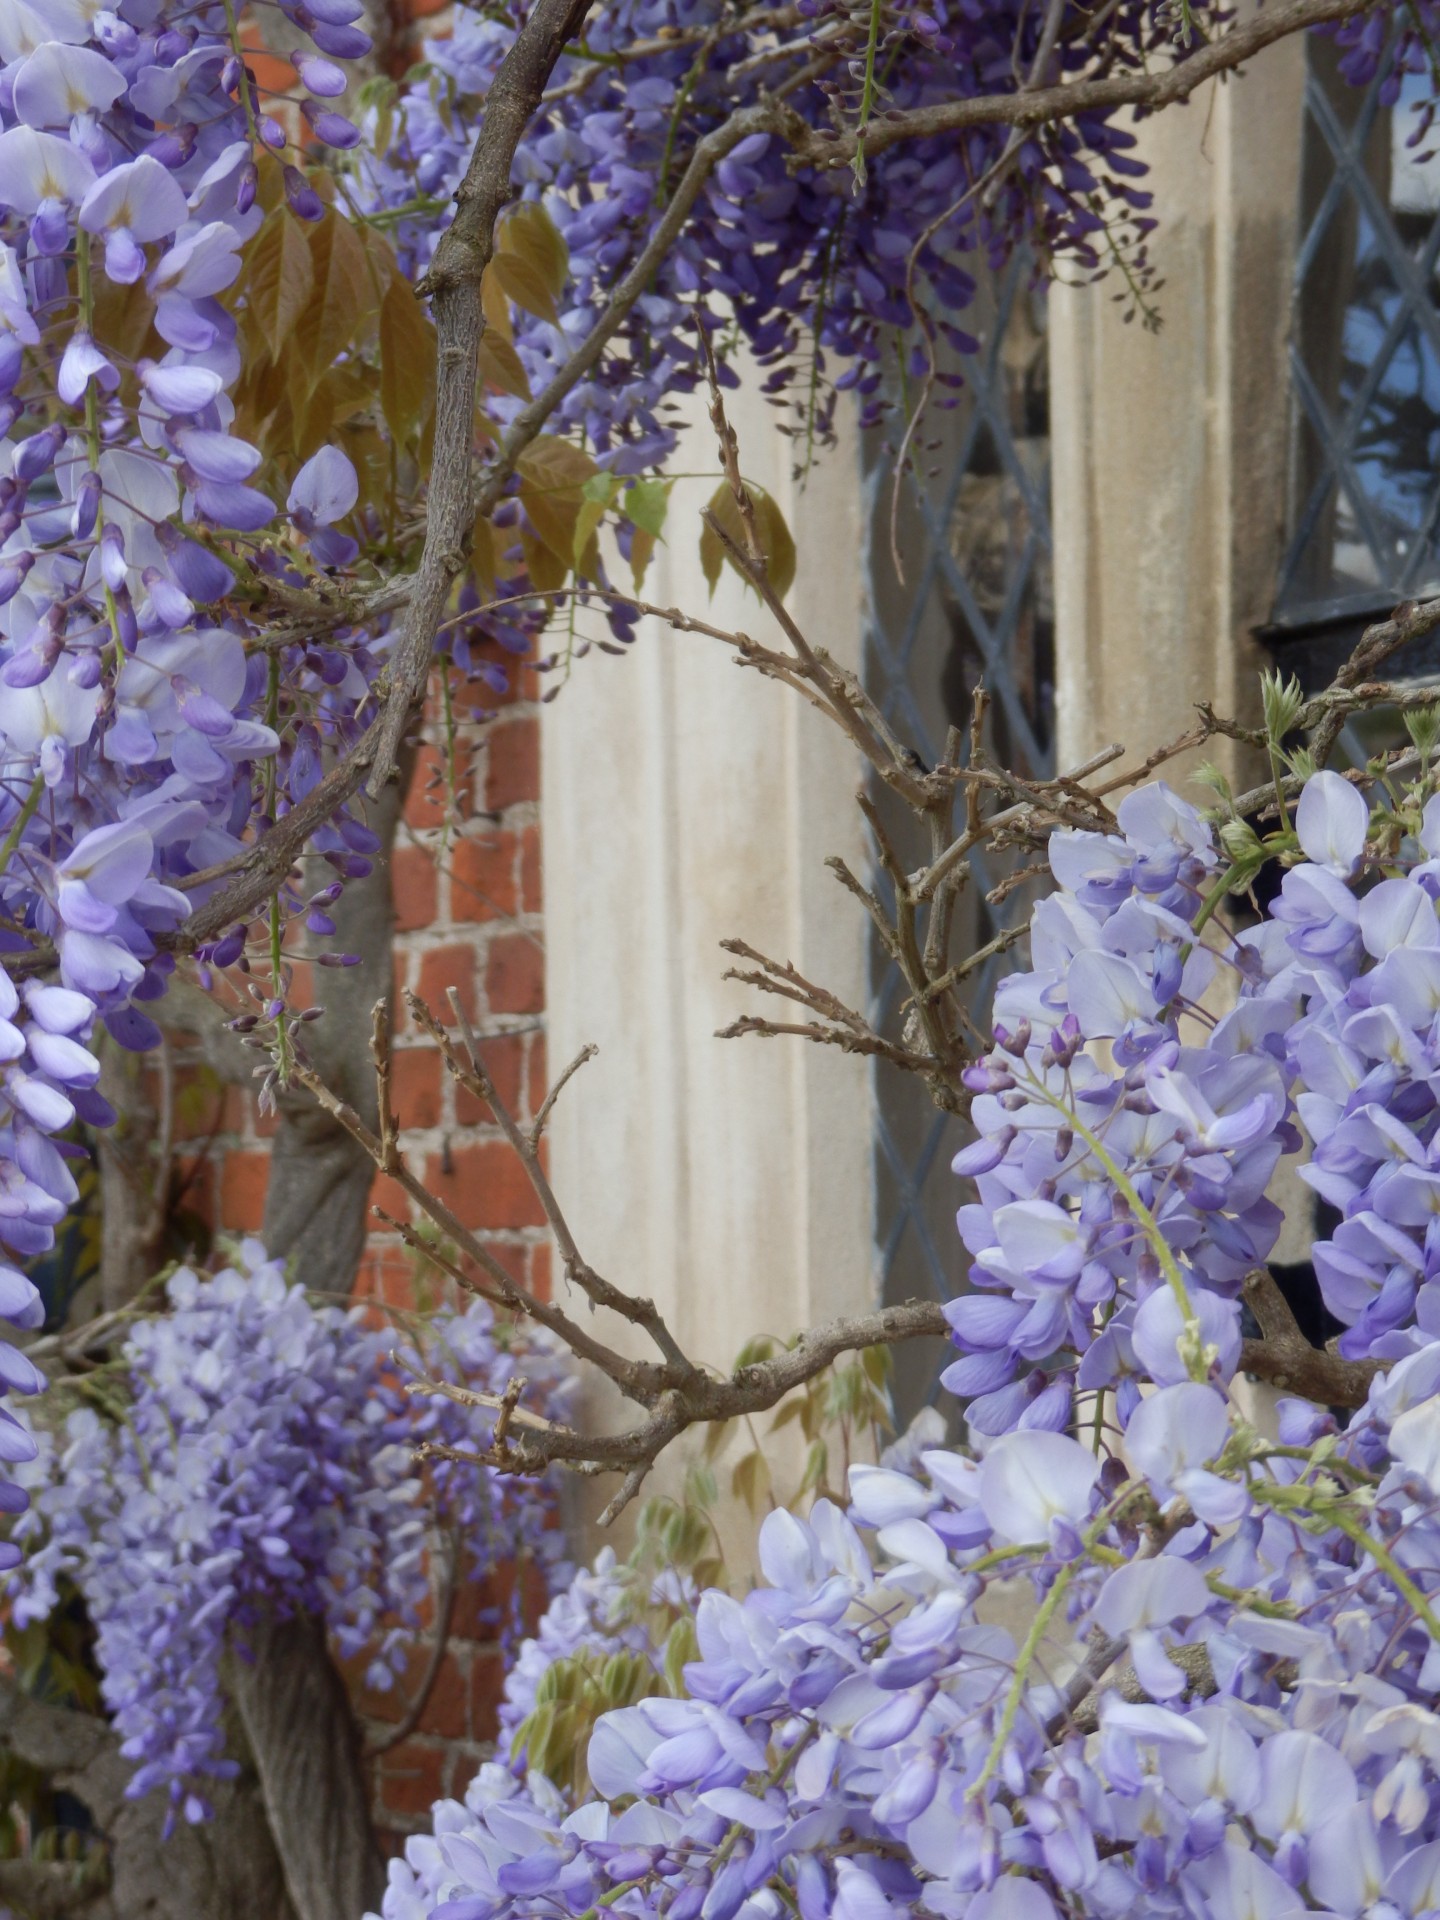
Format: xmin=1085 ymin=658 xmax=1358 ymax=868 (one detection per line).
xmin=166 ymin=664 xmax=548 ymax=1840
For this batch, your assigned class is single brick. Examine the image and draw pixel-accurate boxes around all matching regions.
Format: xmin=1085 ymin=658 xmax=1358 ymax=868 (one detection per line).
xmin=376 ymin=1739 xmax=446 ymax=1819
xmin=219 ymin=1150 xmax=269 ymax=1232
xmin=485 ymin=932 xmax=544 ymax=1016
xmin=392 ymin=846 xmax=439 ymax=933
xmin=391 ymin=1048 xmax=443 ymax=1131
xmin=453 ymin=1031 xmax=525 ymax=1127
xmin=484 ymin=718 xmax=539 ymax=812
xmin=470 ymin=1651 xmax=505 ymax=1744
xmin=413 ymin=944 xmax=478 ymax=1025
xmin=520 ymin=824 xmax=541 ymax=914
xmin=451 ymin=831 xmax=519 ymax=925
xmin=423 ymin=1143 xmax=546 ymax=1231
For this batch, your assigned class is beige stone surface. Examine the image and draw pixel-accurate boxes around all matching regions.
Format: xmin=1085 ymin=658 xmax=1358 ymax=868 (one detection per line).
xmin=540 ymin=379 xmax=878 ymax=1557
xmin=1051 ymin=20 xmax=1306 ymax=793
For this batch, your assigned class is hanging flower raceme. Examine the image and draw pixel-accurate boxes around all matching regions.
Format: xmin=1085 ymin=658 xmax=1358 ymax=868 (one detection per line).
xmin=371 ymin=1371 xmax=1440 ymax=1920
xmin=6 ymin=1241 xmax=574 ymax=1830
xmin=0 ymin=0 xmax=383 ymax=1420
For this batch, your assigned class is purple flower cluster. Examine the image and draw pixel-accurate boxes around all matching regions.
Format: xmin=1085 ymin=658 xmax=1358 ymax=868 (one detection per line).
xmin=0 ymin=0 xmax=385 ymax=1349
xmin=943 ymin=768 xmax=1440 ymax=1416
xmin=7 ymin=1241 xmax=573 ymax=1829
xmin=356 ymin=0 xmax=1172 ymax=459
xmin=496 ymin=1545 xmax=660 ymax=1764
xmin=944 ymin=779 xmax=1292 ymax=1435
xmin=370 ymin=1364 xmax=1440 ymax=1920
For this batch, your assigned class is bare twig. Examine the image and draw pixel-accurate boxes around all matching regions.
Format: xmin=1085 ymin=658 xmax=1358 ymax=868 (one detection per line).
xmin=771 ymin=0 xmax=1371 ymax=172
xmin=416 ymin=987 xmax=695 ymax=1376
xmin=364 ymin=1528 xmax=461 ymax=1756
xmin=531 ymin=1042 xmax=598 ymax=1146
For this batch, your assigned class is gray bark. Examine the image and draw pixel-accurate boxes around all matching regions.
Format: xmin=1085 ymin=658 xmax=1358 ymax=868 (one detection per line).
xmin=229 ymin=769 xmax=414 ymax=1920
xmin=263 ymin=772 xmax=406 ymax=1294
xmin=0 ymin=1677 xmax=294 ymax=1920
xmin=228 ymin=1616 xmax=385 ymax=1920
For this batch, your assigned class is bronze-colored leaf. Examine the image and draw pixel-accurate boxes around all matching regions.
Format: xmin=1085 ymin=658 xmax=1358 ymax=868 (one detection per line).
xmin=243 ymin=210 xmax=315 ymax=365
xmin=296 ymin=210 xmax=376 ymax=375
xmin=698 ymin=482 xmax=797 ymax=602
xmin=480 ymin=262 xmax=514 ymax=344
xmin=520 ymin=525 xmax=568 ymax=594
xmin=491 ymin=249 xmax=559 ymax=326
xmin=517 ymin=437 xmax=597 ymax=558
xmin=499 ymin=201 xmax=568 ymax=301
xmin=379 ymin=273 xmax=435 ymax=443
xmin=478 ymin=332 xmax=530 ymax=401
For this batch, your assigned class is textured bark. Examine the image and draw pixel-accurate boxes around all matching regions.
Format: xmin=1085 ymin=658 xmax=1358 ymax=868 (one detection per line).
xmin=228 ymin=1616 xmax=385 ymax=1920
xmin=93 ymin=1042 xmax=162 ymax=1314
xmin=0 ymin=1676 xmax=294 ymax=1920
xmin=263 ymin=768 xmax=406 ymax=1293
xmin=228 ymin=771 xmax=413 ymax=1920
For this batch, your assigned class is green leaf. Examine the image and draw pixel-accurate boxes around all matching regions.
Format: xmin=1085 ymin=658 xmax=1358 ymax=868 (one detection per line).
xmin=244 ymin=210 xmax=315 ymax=365
xmin=731 ymin=1448 xmax=771 ymax=1514
xmin=697 ymin=483 xmax=796 ymax=602
xmin=663 ymin=1617 xmax=699 ymax=1698
xmin=625 ymin=478 xmax=671 ymax=539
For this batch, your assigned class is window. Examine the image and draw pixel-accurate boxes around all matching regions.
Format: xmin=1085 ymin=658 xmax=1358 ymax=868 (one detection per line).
xmin=861 ymin=255 xmax=1054 ymax=1430
xmin=1275 ymin=32 xmax=1440 ymax=694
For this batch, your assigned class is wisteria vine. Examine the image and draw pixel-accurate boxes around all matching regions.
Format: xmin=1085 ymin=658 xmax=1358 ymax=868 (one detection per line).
xmin=6 ymin=1240 xmax=574 ymax=1830
xmin=372 ymin=737 xmax=1440 ymax=1920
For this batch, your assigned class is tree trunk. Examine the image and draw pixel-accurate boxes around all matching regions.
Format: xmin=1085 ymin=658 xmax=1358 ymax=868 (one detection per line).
xmin=0 ymin=1677 xmax=295 ymax=1920
xmin=235 ymin=765 xmax=414 ymax=1920
xmin=228 ymin=1615 xmax=386 ymax=1920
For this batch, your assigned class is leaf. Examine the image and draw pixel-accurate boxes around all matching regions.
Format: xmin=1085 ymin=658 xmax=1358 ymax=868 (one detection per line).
xmin=625 ymin=478 xmax=671 ymax=539
xmin=732 ymin=1448 xmax=771 ymax=1514
xmin=500 ymin=200 xmax=568 ymax=301
xmin=521 ymin=525 xmax=569 ymax=594
xmin=296 ymin=210 xmax=376 ymax=375
xmin=379 ymin=273 xmax=436 ymax=442
xmin=733 ymin=1334 xmax=779 ymax=1371
xmin=478 ymin=331 xmax=530 ymax=400
xmin=629 ymin=527 xmax=656 ymax=590
xmin=480 ymin=261 xmax=515 ymax=343
xmin=243 ymin=210 xmax=315 ymax=364
xmin=663 ymin=1618 xmax=698 ymax=1699
xmin=491 ymin=250 xmax=559 ymax=326
xmin=768 ymin=1397 xmax=807 ymax=1433
xmin=572 ymin=471 xmax=620 ymax=570
xmin=702 ymin=1417 xmax=735 ymax=1464
xmin=698 ymin=483 xmax=797 ymax=602
xmin=518 ymin=436 xmax=597 ymax=560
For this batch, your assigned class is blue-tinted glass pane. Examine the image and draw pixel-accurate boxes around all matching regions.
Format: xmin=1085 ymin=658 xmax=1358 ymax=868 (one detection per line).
xmin=1281 ymin=42 xmax=1440 ymax=620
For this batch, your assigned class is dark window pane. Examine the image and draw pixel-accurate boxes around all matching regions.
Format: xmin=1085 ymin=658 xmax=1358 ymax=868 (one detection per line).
xmin=861 ymin=254 xmax=1054 ymax=1433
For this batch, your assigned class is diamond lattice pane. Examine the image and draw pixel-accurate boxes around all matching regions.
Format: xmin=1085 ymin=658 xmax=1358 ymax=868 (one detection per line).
xmin=860 ymin=254 xmax=1054 ymax=1431
xmin=1281 ymin=38 xmax=1440 ymax=622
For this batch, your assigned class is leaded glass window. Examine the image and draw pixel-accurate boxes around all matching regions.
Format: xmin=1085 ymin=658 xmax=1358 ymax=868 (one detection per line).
xmin=1280 ymin=33 xmax=1440 ymax=641
xmin=861 ymin=256 xmax=1054 ymax=1430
